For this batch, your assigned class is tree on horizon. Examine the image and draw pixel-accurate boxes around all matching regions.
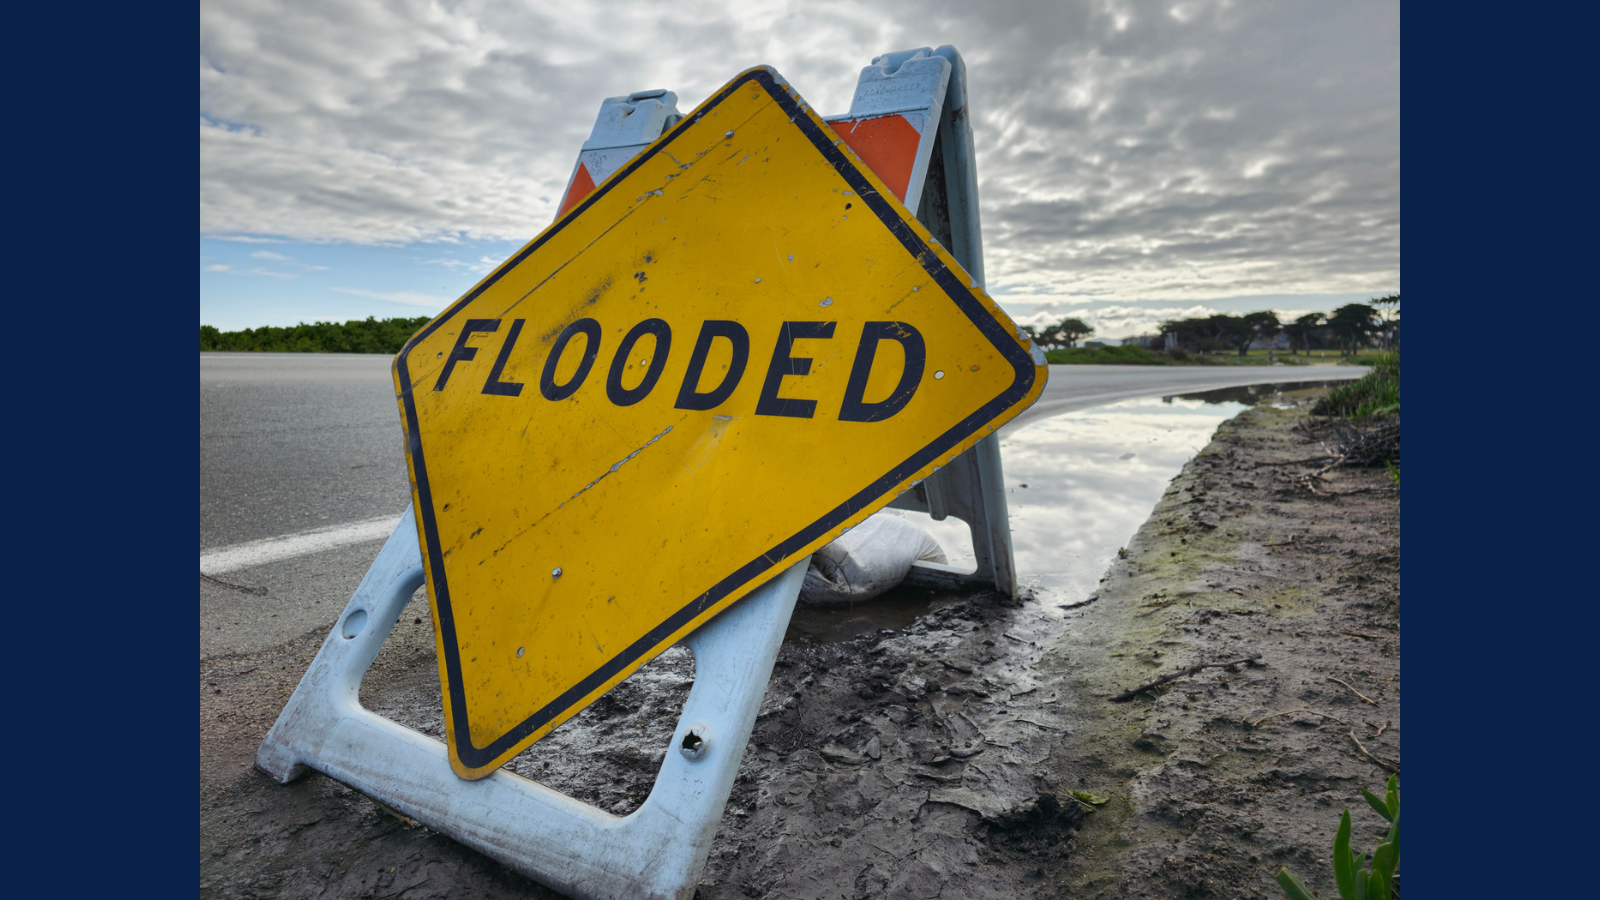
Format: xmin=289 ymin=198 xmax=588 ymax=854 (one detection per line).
xmin=1372 ymin=294 xmax=1400 ymax=349
xmin=1236 ymin=311 xmax=1281 ymax=356
xmin=1032 ymin=316 xmax=1095 ymax=349
xmin=1285 ymin=312 xmax=1326 ymax=356
xmin=1328 ymin=303 xmax=1379 ymax=356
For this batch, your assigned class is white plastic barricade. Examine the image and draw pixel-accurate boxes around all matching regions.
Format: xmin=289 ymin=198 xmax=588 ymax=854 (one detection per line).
xmin=830 ymin=47 xmax=1018 ymax=597
xmin=554 ymin=88 xmax=683 ymax=219
xmin=258 ymin=505 xmax=807 ymax=900
xmin=258 ymin=46 xmax=1023 ymax=900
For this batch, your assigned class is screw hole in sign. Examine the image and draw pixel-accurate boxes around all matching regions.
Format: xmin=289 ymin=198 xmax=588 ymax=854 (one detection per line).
xmin=680 ymin=722 xmax=713 ymax=760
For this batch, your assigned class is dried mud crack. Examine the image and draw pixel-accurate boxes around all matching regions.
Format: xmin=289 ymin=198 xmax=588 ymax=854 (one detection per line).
xmin=200 ymin=390 xmax=1398 ymax=899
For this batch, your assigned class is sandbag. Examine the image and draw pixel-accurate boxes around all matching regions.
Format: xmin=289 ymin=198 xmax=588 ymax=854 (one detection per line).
xmin=800 ymin=513 xmax=948 ymax=605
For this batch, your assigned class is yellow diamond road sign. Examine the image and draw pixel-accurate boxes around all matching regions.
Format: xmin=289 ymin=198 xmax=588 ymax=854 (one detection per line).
xmin=394 ymin=66 xmax=1048 ymax=779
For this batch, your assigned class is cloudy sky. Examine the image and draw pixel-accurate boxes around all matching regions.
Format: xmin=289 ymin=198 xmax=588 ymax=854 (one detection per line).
xmin=200 ymin=0 xmax=1398 ymax=337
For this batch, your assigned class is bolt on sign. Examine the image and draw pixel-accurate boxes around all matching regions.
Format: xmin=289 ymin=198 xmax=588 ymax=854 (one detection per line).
xmin=395 ymin=66 xmax=1048 ymax=779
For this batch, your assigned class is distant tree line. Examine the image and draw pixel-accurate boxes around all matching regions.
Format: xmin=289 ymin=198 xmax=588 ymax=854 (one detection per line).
xmin=200 ymin=316 xmax=433 ymax=353
xmin=1162 ymin=295 xmax=1398 ymax=357
xmin=1020 ymin=295 xmax=1398 ymax=359
xmin=1161 ymin=311 xmax=1284 ymax=356
xmin=1019 ymin=316 xmax=1094 ymax=350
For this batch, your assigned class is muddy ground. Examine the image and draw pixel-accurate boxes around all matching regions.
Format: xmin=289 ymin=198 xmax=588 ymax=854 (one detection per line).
xmin=201 ymin=389 xmax=1399 ymax=899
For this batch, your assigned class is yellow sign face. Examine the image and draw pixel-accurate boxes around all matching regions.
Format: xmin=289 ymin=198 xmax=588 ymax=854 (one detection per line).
xmin=394 ymin=66 xmax=1047 ymax=779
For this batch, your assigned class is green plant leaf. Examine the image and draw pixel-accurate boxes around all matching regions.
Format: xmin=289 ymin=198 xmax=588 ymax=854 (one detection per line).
xmin=1361 ymin=787 xmax=1393 ymax=822
xmin=1353 ymin=866 xmax=1368 ymax=900
xmin=1370 ymin=842 xmax=1398 ymax=883
xmin=1276 ymin=867 xmax=1318 ymax=900
xmin=1383 ymin=807 xmax=1400 ymax=860
xmin=1070 ymin=790 xmax=1110 ymax=806
xmin=1367 ymin=867 xmax=1390 ymax=900
xmin=1333 ymin=810 xmax=1355 ymax=898
xmin=1385 ymin=775 xmax=1399 ymax=820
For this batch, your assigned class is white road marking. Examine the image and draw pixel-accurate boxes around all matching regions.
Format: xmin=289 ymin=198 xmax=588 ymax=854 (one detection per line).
xmin=201 ymin=514 xmax=404 ymax=575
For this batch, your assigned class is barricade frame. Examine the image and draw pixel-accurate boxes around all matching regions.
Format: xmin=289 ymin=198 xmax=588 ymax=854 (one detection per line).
xmin=258 ymin=505 xmax=808 ymax=900
xmin=257 ymin=45 xmax=1015 ymax=900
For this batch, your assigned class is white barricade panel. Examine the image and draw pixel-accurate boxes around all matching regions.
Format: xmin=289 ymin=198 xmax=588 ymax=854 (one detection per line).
xmin=257 ymin=47 xmax=1041 ymax=900
xmin=259 ymin=505 xmax=808 ymax=900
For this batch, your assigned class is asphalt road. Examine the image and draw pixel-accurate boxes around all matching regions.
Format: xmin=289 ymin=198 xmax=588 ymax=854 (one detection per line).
xmin=1001 ymin=362 xmax=1363 ymax=432
xmin=198 ymin=351 xmax=1364 ymax=658
xmin=201 ymin=353 xmax=411 ymax=549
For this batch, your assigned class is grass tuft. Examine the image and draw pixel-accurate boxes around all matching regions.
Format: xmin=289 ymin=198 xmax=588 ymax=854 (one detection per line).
xmin=1314 ymin=353 xmax=1399 ymax=417
xmin=1045 ymin=345 xmax=1177 ymax=365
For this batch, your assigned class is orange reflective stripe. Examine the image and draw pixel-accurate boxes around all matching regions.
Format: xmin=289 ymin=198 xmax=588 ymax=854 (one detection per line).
xmin=556 ymin=162 xmax=598 ymax=218
xmin=829 ymin=114 xmax=921 ymax=202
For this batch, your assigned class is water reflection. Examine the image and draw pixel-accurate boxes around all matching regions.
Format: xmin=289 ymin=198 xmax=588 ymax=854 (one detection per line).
xmin=1172 ymin=380 xmax=1334 ymax=407
xmin=886 ymin=395 xmax=1245 ymax=587
xmin=1003 ymin=396 xmax=1250 ymax=593
xmin=789 ymin=384 xmax=1332 ymax=642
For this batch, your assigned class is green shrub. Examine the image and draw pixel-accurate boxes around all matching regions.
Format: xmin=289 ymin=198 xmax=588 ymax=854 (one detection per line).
xmin=200 ymin=316 xmax=434 ymax=354
xmin=1314 ymin=353 xmax=1399 ymax=417
xmin=1042 ymin=344 xmax=1295 ymax=366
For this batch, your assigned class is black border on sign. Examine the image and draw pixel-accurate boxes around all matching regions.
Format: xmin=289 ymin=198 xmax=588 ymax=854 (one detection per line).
xmin=395 ymin=67 xmax=1037 ymax=770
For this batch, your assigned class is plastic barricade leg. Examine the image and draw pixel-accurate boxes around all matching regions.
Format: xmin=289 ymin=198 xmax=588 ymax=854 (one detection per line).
xmin=257 ymin=504 xmax=807 ymax=900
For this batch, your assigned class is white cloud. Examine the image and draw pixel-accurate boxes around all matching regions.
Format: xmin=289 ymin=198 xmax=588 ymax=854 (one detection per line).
xmin=414 ymin=253 xmax=506 ymax=277
xmin=201 ymin=0 xmax=1398 ymax=302
xmin=205 ymin=260 xmax=297 ymax=279
xmin=209 ymin=234 xmax=288 ymax=243
xmin=333 ymin=287 xmax=449 ymax=307
xmin=251 ymin=250 xmax=290 ymax=261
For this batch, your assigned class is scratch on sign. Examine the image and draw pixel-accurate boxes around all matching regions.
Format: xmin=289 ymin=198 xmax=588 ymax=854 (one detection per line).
xmin=487 ymin=425 xmax=674 ymax=559
xmin=566 ymin=425 xmax=675 ymax=504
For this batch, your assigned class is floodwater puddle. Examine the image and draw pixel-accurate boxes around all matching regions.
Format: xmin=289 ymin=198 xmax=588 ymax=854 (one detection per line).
xmin=1168 ymin=378 xmax=1341 ymax=407
xmin=784 ymin=589 xmax=970 ymax=644
xmin=788 ymin=383 xmax=1340 ymax=643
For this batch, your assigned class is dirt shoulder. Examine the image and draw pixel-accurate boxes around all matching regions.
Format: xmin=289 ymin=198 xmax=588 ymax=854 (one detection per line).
xmin=1040 ymin=397 xmax=1401 ymax=898
xmin=200 ymin=390 xmax=1399 ymax=899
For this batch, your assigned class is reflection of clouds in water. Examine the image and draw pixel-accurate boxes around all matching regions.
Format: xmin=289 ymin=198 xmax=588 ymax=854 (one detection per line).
xmin=890 ymin=397 xmax=1247 ymax=585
